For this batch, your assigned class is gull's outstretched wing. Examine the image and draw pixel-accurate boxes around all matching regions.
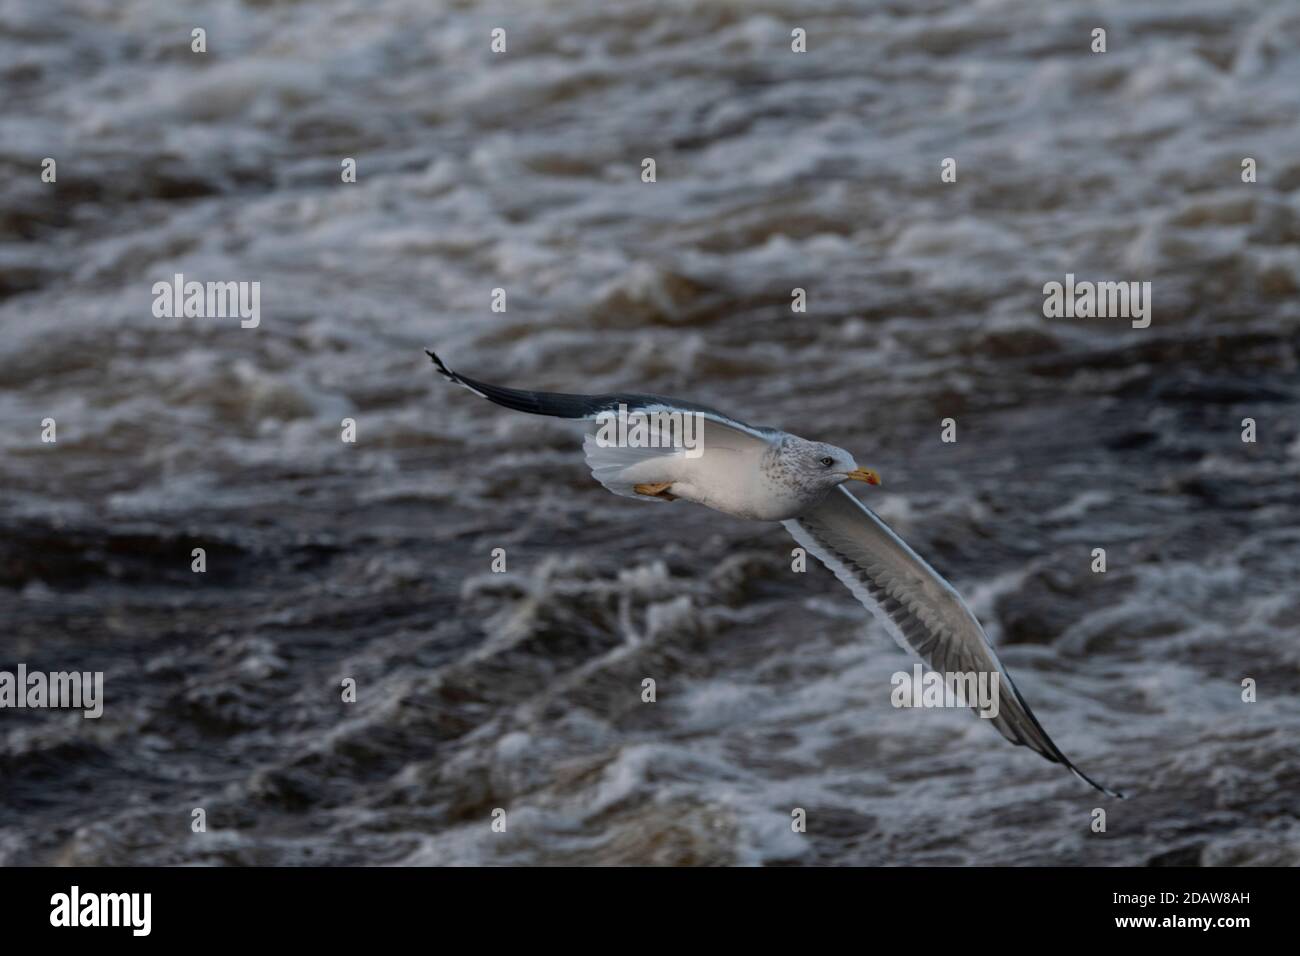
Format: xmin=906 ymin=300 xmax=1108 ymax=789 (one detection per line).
xmin=426 ymin=349 xmax=779 ymax=500
xmin=425 ymin=349 xmax=777 ymax=441
xmin=784 ymin=485 xmax=1121 ymax=797
xmin=423 ymin=348 xmax=780 ymax=447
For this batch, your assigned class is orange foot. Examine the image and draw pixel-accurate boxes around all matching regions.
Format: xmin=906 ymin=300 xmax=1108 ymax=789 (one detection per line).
xmin=633 ymin=482 xmax=677 ymax=501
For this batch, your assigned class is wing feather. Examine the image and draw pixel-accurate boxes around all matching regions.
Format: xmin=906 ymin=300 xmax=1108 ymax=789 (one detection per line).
xmin=425 ymin=350 xmax=776 ymax=442
xmin=784 ymin=485 xmax=1121 ymax=797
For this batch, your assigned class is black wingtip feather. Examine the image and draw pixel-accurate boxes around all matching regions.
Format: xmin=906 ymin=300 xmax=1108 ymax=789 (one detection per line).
xmin=983 ymin=657 xmax=1124 ymax=798
xmin=425 ymin=349 xmax=456 ymax=382
xmin=1069 ymin=765 xmax=1125 ymax=799
xmin=420 ymin=352 xmax=630 ymax=419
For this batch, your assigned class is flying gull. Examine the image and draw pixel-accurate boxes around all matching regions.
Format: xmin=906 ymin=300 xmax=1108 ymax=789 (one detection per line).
xmin=426 ymin=350 xmax=1121 ymax=797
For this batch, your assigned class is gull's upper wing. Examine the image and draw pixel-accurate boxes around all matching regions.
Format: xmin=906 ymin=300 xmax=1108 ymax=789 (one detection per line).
xmin=784 ymin=485 xmax=1120 ymax=797
xmin=425 ymin=349 xmax=778 ymax=444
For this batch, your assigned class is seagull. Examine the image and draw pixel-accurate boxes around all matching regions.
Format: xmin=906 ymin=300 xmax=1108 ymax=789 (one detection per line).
xmin=426 ymin=350 xmax=1121 ymax=797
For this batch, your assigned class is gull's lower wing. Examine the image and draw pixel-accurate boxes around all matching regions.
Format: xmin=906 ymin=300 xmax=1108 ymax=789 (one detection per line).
xmin=425 ymin=349 xmax=778 ymax=443
xmin=784 ymin=485 xmax=1121 ymax=797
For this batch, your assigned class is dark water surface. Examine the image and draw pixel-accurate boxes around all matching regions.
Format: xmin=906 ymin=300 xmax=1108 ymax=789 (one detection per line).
xmin=1 ymin=0 xmax=1299 ymax=865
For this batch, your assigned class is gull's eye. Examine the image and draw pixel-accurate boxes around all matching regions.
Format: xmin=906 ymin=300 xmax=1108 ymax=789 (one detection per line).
xmin=820 ymin=456 xmax=834 ymax=467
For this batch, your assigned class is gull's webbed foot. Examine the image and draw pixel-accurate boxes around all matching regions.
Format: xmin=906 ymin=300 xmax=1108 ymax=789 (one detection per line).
xmin=633 ymin=482 xmax=677 ymax=501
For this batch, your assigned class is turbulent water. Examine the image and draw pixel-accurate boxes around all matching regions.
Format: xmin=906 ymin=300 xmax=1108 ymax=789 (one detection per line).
xmin=2 ymin=0 xmax=1299 ymax=866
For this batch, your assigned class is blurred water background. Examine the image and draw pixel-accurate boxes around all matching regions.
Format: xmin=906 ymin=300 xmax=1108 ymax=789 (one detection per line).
xmin=1 ymin=0 xmax=1299 ymax=865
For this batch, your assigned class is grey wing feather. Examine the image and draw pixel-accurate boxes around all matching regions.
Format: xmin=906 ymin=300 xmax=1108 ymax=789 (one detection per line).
xmin=784 ymin=485 xmax=1121 ymax=797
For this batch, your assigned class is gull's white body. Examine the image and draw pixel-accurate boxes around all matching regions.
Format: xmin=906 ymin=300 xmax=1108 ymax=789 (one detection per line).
xmin=615 ymin=448 xmax=768 ymax=516
xmin=583 ymin=416 xmax=824 ymax=521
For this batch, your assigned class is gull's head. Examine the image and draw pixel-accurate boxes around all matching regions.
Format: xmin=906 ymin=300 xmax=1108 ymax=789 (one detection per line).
xmin=783 ymin=439 xmax=881 ymax=491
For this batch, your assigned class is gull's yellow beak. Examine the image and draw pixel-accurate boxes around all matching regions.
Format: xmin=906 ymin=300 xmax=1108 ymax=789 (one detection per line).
xmin=846 ymin=467 xmax=882 ymax=486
